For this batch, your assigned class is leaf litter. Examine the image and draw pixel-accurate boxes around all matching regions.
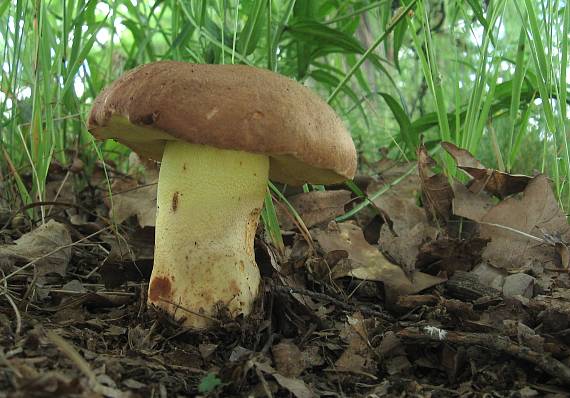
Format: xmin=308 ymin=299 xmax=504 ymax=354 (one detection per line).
xmin=2 ymin=143 xmax=570 ymax=397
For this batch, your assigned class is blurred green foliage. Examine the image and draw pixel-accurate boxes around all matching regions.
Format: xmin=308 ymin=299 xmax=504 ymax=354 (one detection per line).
xmin=0 ymin=0 xmax=569 ymax=214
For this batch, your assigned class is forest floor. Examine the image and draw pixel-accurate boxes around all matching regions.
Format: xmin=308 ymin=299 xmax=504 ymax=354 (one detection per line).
xmin=2 ymin=143 xmax=570 ymax=397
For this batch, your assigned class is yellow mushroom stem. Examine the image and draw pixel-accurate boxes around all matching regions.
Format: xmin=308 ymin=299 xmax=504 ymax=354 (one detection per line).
xmin=148 ymin=140 xmax=269 ymax=329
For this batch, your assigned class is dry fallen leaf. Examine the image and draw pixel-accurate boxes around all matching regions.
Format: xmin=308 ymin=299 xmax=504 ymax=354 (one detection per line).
xmin=335 ymin=312 xmax=374 ymax=374
xmin=372 ymin=160 xmax=420 ymax=199
xmin=105 ymin=152 xmax=159 ymax=228
xmin=272 ymin=341 xmax=306 ymax=378
xmin=106 ymin=178 xmax=157 ymax=227
xmin=312 ymin=222 xmax=445 ymax=295
xmin=451 ymin=181 xmax=495 ymax=222
xmin=253 ymin=359 xmax=314 ymax=398
xmin=442 ymin=141 xmax=532 ymax=198
xmin=0 ymin=220 xmax=72 ymax=277
xmin=478 ymin=175 xmax=570 ymax=269
xmin=277 ymin=190 xmax=352 ymax=230
xmin=417 ymin=144 xmax=453 ymax=222
xmin=101 ymin=227 xmax=155 ymax=287
xmin=371 ymin=191 xmax=438 ymax=274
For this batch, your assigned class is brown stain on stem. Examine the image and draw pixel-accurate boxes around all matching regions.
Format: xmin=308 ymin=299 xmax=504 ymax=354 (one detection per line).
xmin=149 ymin=276 xmax=172 ymax=302
xmin=229 ymin=279 xmax=240 ymax=295
xmin=172 ymin=191 xmax=179 ymax=212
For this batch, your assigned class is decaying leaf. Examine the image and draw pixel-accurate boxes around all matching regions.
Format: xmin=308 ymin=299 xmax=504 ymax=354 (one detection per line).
xmin=312 ymin=222 xmax=445 ymax=295
xmin=45 ymin=177 xmax=74 ymax=204
xmin=335 ymin=312 xmax=374 ymax=374
xmin=106 ymin=178 xmax=157 ymax=228
xmin=478 ymin=175 xmax=570 ymax=269
xmin=417 ymin=144 xmax=453 ymax=222
xmin=253 ymin=359 xmax=314 ymax=398
xmin=451 ymin=181 xmax=495 ymax=222
xmin=372 ymin=191 xmax=438 ymax=274
xmin=105 ymin=152 xmax=159 ymax=228
xmin=277 ymin=190 xmax=352 ymax=230
xmin=0 ymin=220 xmax=72 ymax=276
xmin=471 ymin=262 xmax=507 ymax=289
xmin=371 ymin=160 xmax=420 ymax=200
xmin=502 ymin=273 xmax=535 ymax=298
xmin=272 ymin=341 xmax=306 ymax=378
xmin=442 ymin=141 xmax=532 ymax=198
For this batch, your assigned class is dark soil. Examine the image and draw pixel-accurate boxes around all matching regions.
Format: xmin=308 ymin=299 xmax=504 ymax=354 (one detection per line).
xmin=2 ymin=158 xmax=570 ymax=398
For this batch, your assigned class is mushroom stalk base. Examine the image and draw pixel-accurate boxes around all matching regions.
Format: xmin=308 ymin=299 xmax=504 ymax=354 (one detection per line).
xmin=148 ymin=141 xmax=269 ymax=329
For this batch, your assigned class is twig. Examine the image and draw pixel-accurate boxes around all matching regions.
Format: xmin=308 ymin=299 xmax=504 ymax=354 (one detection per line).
xmin=273 ymin=284 xmax=393 ymax=321
xmin=398 ymin=327 xmax=570 ymax=386
xmin=478 ymin=221 xmax=546 ymax=243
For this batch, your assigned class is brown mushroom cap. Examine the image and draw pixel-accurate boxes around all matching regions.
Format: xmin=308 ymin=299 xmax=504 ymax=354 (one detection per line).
xmin=88 ymin=61 xmax=357 ymax=185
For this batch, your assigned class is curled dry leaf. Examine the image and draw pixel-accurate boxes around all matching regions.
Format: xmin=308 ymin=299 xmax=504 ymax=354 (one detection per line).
xmin=451 ymin=181 xmax=495 ymax=222
xmin=453 ymin=173 xmax=570 ymax=270
xmin=417 ymin=144 xmax=453 ymax=222
xmin=442 ymin=141 xmax=532 ymax=198
xmin=312 ymin=222 xmax=445 ymax=295
xmin=365 ymin=163 xmax=433 ymax=274
xmin=0 ymin=220 xmax=71 ymax=277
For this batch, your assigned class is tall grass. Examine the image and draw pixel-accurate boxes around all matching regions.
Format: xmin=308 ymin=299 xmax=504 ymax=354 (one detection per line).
xmin=1 ymin=0 xmax=569 ymax=224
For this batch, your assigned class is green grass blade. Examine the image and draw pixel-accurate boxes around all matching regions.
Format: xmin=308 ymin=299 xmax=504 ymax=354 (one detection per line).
xmin=327 ymin=0 xmax=417 ymax=104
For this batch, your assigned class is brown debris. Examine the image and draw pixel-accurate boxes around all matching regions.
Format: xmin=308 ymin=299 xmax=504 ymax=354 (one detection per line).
xmin=398 ymin=327 xmax=570 ymax=385
xmin=276 ymin=190 xmax=352 ymax=231
xmin=312 ymin=221 xmax=445 ymax=295
xmin=5 ymin=141 xmax=570 ymax=396
xmin=417 ymin=143 xmax=454 ymax=222
xmin=442 ymin=141 xmax=533 ymax=198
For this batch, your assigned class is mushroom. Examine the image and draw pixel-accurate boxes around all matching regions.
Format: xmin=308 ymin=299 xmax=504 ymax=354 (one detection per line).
xmin=88 ymin=61 xmax=356 ymax=329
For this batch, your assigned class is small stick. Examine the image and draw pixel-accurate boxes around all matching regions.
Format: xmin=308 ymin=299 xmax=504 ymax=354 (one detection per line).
xmin=398 ymin=327 xmax=570 ymax=386
xmin=273 ymin=284 xmax=393 ymax=321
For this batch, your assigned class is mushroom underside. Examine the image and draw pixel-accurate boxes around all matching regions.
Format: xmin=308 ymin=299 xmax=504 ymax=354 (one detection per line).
xmin=91 ymin=115 xmax=348 ymax=185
